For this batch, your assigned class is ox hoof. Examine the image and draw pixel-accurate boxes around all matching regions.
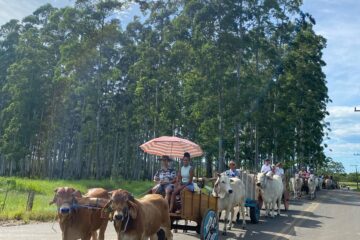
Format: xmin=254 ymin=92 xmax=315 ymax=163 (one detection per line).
xmin=222 ymin=232 xmax=227 ymax=236
xmin=242 ymin=225 xmax=246 ymax=230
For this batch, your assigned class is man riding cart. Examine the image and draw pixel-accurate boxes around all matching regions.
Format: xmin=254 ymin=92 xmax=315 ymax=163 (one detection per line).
xmin=151 ymin=155 xmax=176 ymax=205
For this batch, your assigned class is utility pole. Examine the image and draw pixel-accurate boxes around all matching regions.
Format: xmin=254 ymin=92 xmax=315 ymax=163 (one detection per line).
xmin=354 ymin=108 xmax=360 ymax=189
xmin=350 ymin=164 xmax=359 ymax=190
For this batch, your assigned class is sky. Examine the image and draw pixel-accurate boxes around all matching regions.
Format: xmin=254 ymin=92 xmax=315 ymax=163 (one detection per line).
xmin=0 ymin=0 xmax=359 ymax=173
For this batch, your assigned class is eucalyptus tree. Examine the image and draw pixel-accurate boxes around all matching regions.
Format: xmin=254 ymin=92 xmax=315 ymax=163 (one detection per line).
xmin=0 ymin=7 xmax=60 ymax=177
xmin=0 ymin=20 xmax=21 ymax=175
xmin=277 ymin=12 xmax=329 ymax=168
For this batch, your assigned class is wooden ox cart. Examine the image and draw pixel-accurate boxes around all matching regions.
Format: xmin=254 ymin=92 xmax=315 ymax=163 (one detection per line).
xmin=169 ymin=190 xmax=219 ymax=240
xmin=238 ymin=171 xmax=262 ymax=223
xmin=167 ymin=171 xmax=263 ymax=240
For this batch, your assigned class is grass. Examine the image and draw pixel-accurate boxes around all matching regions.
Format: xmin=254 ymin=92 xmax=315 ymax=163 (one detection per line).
xmin=339 ymin=181 xmax=360 ymax=192
xmin=0 ymin=177 xmax=153 ymax=222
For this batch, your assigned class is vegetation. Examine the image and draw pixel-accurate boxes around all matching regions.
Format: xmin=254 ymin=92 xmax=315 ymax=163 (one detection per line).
xmin=338 ymin=182 xmax=359 ymax=192
xmin=0 ymin=177 xmax=152 ymax=221
xmin=0 ymin=0 xmax=330 ymax=180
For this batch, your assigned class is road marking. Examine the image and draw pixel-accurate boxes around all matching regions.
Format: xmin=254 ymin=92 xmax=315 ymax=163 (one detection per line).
xmin=270 ymin=202 xmax=320 ymax=240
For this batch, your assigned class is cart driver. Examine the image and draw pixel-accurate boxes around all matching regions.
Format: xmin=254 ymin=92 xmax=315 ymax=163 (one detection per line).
xmin=152 ymin=155 xmax=176 ymax=204
xmin=224 ymin=160 xmax=241 ymax=178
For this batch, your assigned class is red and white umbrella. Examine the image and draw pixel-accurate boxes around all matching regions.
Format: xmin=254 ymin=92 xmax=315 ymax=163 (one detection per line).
xmin=140 ymin=136 xmax=203 ymax=158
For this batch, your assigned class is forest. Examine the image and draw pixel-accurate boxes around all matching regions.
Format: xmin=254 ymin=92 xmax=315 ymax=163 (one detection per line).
xmin=0 ymin=0 xmax=330 ymax=180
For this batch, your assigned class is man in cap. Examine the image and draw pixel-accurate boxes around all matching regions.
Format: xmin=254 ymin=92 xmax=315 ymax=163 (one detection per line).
xmin=152 ymin=155 xmax=176 ymax=204
xmin=261 ymin=159 xmax=272 ymax=174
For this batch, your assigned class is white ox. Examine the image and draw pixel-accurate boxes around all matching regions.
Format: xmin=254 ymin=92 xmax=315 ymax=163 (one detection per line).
xmin=256 ymin=172 xmax=283 ymax=218
xmin=290 ymin=174 xmax=303 ymax=199
xmin=325 ymin=178 xmax=333 ymax=189
xmin=308 ymin=174 xmax=318 ymax=200
xmin=317 ymin=177 xmax=323 ymax=190
xmin=212 ymin=173 xmax=246 ymax=235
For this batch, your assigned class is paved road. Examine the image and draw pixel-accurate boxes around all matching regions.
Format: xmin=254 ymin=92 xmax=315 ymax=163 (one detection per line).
xmin=0 ymin=189 xmax=359 ymax=240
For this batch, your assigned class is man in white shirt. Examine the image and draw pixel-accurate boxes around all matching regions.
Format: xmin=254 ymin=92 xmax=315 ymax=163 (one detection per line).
xmin=261 ymin=159 xmax=272 ymax=173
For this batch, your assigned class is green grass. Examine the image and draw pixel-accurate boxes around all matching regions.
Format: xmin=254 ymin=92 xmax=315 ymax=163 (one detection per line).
xmin=339 ymin=181 xmax=360 ymax=192
xmin=0 ymin=177 xmax=153 ymax=221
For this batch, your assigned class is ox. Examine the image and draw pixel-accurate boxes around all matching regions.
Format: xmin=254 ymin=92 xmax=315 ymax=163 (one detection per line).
xmin=317 ymin=177 xmax=323 ymax=190
xmin=308 ymin=174 xmax=318 ymax=200
xmin=50 ymin=187 xmax=109 ymax=240
xmin=325 ymin=178 xmax=333 ymax=189
xmin=256 ymin=172 xmax=283 ymax=218
xmin=108 ymin=189 xmax=172 ymax=240
xmin=290 ymin=174 xmax=303 ymax=199
xmin=212 ymin=173 xmax=246 ymax=235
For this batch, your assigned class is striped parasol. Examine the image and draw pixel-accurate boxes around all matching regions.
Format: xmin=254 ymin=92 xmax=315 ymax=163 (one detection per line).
xmin=140 ymin=136 xmax=203 ymax=158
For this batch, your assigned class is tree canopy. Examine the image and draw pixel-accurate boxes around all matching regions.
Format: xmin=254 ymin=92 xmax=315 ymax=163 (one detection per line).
xmin=0 ymin=0 xmax=330 ymax=179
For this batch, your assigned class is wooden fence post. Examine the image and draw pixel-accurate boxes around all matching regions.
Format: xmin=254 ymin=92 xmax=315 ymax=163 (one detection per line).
xmin=26 ymin=191 xmax=35 ymax=211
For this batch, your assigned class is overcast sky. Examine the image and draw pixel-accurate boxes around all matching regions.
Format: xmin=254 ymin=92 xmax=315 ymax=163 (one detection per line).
xmin=1 ymin=0 xmax=359 ymax=172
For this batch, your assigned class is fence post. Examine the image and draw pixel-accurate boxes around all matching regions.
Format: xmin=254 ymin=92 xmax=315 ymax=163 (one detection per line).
xmin=26 ymin=191 xmax=35 ymax=211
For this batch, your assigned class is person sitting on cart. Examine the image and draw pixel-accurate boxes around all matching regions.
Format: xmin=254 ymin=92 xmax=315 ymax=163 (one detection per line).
xmin=261 ymin=158 xmax=272 ymax=174
xmin=299 ymin=167 xmax=309 ymax=194
xmin=224 ymin=160 xmax=241 ymax=178
xmin=152 ymin=156 xmax=176 ymax=198
xmin=299 ymin=167 xmax=310 ymax=179
xmin=169 ymin=152 xmax=194 ymax=213
xmin=274 ymin=162 xmax=285 ymax=180
xmin=152 ymin=155 xmax=176 ymax=204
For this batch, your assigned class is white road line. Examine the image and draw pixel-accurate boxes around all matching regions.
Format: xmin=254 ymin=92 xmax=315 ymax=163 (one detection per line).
xmin=271 ymin=202 xmax=320 ymax=240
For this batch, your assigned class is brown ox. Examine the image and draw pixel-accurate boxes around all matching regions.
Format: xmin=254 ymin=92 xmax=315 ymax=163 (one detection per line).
xmin=108 ymin=189 xmax=173 ymax=240
xmin=50 ymin=187 xmax=109 ymax=240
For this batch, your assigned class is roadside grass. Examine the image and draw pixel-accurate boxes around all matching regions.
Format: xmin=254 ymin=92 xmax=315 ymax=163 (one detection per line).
xmin=339 ymin=181 xmax=360 ymax=192
xmin=0 ymin=177 xmax=153 ymax=221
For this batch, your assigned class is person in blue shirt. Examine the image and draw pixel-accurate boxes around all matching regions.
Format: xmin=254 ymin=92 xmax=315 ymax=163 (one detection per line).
xmin=224 ymin=160 xmax=241 ymax=178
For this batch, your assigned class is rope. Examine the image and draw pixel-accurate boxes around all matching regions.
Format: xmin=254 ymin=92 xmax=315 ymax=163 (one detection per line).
xmin=51 ymin=214 xmax=58 ymax=233
xmin=121 ymin=213 xmax=130 ymax=233
xmin=134 ymin=189 xmax=151 ymax=198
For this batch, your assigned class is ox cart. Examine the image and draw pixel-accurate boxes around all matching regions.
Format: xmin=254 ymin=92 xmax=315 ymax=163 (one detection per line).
xmin=239 ymin=171 xmax=289 ymax=215
xmin=169 ymin=189 xmax=219 ymax=240
xmin=168 ymin=171 xmax=262 ymax=240
xmin=238 ymin=171 xmax=262 ymax=223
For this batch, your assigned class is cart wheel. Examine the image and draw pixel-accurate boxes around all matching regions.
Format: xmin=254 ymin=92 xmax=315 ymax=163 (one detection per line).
xmin=196 ymin=224 xmax=201 ymax=234
xmin=201 ymin=209 xmax=219 ymax=240
xmin=250 ymin=204 xmax=260 ymax=224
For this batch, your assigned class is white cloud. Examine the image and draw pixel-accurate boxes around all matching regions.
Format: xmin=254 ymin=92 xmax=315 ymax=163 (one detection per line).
xmin=302 ymin=1 xmax=360 ymax=172
xmin=0 ymin=0 xmax=75 ymax=26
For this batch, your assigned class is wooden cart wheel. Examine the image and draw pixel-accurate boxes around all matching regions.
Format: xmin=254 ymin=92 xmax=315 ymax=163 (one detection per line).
xmin=200 ymin=209 xmax=219 ymax=240
xmin=249 ymin=203 xmax=260 ymax=224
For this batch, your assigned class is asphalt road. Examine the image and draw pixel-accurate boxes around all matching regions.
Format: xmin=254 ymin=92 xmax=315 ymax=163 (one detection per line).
xmin=0 ymin=189 xmax=359 ymax=240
